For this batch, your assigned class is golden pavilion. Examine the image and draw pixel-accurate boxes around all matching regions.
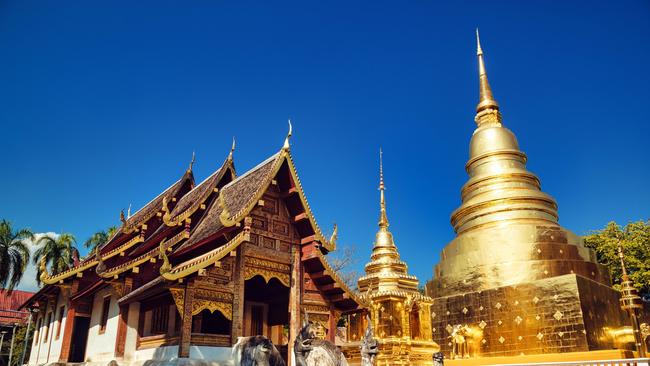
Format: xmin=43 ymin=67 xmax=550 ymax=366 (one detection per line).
xmin=343 ymin=150 xmax=439 ymax=365
xmin=425 ymin=30 xmax=644 ymax=361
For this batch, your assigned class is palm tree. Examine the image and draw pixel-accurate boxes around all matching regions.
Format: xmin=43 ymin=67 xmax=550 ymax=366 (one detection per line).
xmin=33 ymin=233 xmax=79 ymax=285
xmin=0 ymin=220 xmax=33 ymax=292
xmin=84 ymin=226 xmax=118 ymax=253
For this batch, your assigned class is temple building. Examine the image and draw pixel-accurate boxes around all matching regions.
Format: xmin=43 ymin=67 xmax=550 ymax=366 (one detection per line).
xmin=20 ymin=132 xmax=361 ymax=366
xmin=425 ymin=31 xmax=637 ymax=360
xmin=343 ymin=151 xmax=439 ymax=365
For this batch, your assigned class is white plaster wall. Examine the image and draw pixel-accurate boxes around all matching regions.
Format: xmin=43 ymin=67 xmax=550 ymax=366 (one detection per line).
xmin=45 ymin=292 xmax=66 ymax=363
xmin=27 ymin=314 xmax=43 ymax=365
xmin=189 ymin=346 xmax=233 ymax=364
xmin=134 ymin=346 xmax=178 ymax=361
xmin=84 ymin=287 xmax=119 ymax=362
xmin=29 ymin=291 xmax=68 ymax=365
xmin=123 ymin=302 xmax=140 ymax=361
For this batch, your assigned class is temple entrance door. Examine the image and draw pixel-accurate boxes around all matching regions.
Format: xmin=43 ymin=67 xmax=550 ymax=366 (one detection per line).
xmin=243 ymin=276 xmax=290 ymax=360
xmin=68 ymin=316 xmax=90 ymax=362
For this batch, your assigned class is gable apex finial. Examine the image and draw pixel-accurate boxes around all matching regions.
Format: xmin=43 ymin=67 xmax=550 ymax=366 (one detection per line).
xmin=283 ymin=119 xmax=292 ymax=149
xmin=229 ymin=136 xmax=236 ymax=160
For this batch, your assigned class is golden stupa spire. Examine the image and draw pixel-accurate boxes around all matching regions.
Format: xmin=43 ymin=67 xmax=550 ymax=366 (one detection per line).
xmin=378 ymin=148 xmax=389 ymax=230
xmin=476 ymin=28 xmax=499 ymax=112
xmin=475 ymin=29 xmax=502 ymax=127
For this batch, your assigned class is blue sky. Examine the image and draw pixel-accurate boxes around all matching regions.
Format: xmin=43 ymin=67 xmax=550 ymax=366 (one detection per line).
xmin=1 ymin=1 xmax=649 ymax=291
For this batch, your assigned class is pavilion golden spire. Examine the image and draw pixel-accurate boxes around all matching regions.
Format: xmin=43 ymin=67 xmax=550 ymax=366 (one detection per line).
xmin=378 ymin=148 xmax=389 ymax=230
xmin=357 ymin=149 xmax=419 ymax=295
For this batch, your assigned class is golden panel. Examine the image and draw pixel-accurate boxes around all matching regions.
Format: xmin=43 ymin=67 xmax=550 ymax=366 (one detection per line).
xmin=429 ymin=274 xmax=631 ymax=359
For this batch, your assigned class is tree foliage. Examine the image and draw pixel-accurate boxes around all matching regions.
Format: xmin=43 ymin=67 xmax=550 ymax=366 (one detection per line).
xmin=33 ymin=233 xmax=79 ymax=285
xmin=83 ymin=226 xmax=118 ymax=253
xmin=0 ymin=220 xmax=33 ymax=292
xmin=583 ymin=220 xmax=650 ymax=295
xmin=328 ymin=245 xmax=361 ymax=291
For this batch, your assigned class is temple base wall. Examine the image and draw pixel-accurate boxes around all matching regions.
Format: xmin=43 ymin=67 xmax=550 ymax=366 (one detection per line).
xmin=429 ymin=274 xmax=631 ymax=359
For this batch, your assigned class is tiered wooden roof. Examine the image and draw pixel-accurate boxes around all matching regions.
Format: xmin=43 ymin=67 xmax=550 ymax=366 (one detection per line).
xmin=25 ymin=141 xmax=359 ymax=314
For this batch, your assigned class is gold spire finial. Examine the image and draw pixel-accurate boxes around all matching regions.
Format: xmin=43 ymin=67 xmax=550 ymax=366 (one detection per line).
xmin=228 ymin=137 xmax=236 ymax=160
xmin=188 ymin=151 xmax=196 ymax=173
xmin=378 ymin=148 xmax=389 ymax=229
xmin=475 ymin=28 xmax=500 ymax=116
xmin=617 ymin=239 xmax=629 ymax=281
xmin=283 ymin=119 xmax=292 ymax=149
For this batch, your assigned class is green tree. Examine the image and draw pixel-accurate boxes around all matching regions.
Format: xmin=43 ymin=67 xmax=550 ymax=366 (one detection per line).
xmin=7 ymin=324 xmax=33 ymax=366
xmin=0 ymin=220 xmax=33 ymax=292
xmin=83 ymin=226 xmax=117 ymax=253
xmin=33 ymin=233 xmax=79 ymax=285
xmin=583 ymin=220 xmax=650 ymax=295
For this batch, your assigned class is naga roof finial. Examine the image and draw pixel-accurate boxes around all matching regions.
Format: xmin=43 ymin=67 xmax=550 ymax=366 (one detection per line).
xmin=329 ymin=223 xmax=338 ymax=247
xmin=228 ymin=137 xmax=236 ymax=160
xmin=283 ymin=119 xmax=292 ymax=150
xmin=127 ymin=203 xmax=132 ymax=219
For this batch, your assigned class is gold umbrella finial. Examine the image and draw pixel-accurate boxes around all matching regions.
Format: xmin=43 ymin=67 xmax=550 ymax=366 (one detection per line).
xmin=378 ymin=148 xmax=389 ymax=229
xmin=283 ymin=119 xmax=293 ymax=149
xmin=475 ymin=28 xmax=500 ymax=115
xmin=617 ymin=239 xmax=629 ymax=281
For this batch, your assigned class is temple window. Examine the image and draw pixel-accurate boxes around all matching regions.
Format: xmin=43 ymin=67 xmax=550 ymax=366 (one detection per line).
xmin=139 ymin=294 xmax=177 ymax=338
xmin=150 ymin=303 xmax=169 ymax=334
xmin=192 ymin=309 xmax=231 ymax=335
xmin=99 ymin=296 xmax=111 ymax=334
xmin=410 ymin=303 xmax=421 ymax=340
xmin=55 ymin=305 xmax=65 ymax=340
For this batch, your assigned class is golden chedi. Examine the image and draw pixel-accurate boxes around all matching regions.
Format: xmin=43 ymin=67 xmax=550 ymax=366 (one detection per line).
xmin=425 ymin=31 xmax=633 ymax=359
xmin=348 ymin=150 xmax=439 ymax=365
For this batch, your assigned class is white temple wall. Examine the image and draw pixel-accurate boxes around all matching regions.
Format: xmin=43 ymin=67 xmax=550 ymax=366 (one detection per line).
xmin=84 ymin=287 xmax=119 ymax=362
xmin=122 ymin=301 xmax=140 ymax=362
xmin=28 ymin=292 xmax=68 ymax=365
xmin=45 ymin=291 xmax=67 ymax=363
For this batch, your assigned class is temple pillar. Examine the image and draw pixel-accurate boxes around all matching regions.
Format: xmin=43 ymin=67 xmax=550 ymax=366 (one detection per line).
xmin=327 ymin=307 xmax=337 ymax=343
xmin=231 ymin=245 xmax=245 ymax=342
xmin=114 ymin=277 xmax=133 ymax=358
xmin=179 ymin=285 xmax=194 ymax=358
xmin=58 ymin=280 xmax=79 ymax=363
xmin=288 ymin=244 xmax=302 ymax=366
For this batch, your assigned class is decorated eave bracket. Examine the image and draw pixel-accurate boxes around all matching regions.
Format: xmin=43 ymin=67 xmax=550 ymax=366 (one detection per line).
xmin=158 ymin=218 xmax=252 ymax=282
xmin=39 ymin=230 xmax=147 ymax=285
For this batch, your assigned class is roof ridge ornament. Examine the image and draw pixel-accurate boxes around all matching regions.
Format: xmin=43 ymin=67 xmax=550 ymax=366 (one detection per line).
xmin=475 ymin=28 xmax=502 ymax=127
xmin=187 ymin=151 xmax=196 ymax=173
xmin=283 ymin=119 xmax=292 ymax=150
xmin=228 ymin=137 xmax=236 ymax=160
xmin=127 ymin=203 xmax=132 ymax=219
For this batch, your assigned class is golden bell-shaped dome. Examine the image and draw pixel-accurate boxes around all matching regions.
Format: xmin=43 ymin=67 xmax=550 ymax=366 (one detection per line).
xmin=427 ymin=31 xmax=611 ymax=298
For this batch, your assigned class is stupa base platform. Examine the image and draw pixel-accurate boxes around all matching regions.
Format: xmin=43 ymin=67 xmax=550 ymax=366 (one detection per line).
xmin=444 ymin=349 xmax=640 ymax=365
xmin=341 ymin=338 xmax=440 ymax=366
xmin=429 ymin=274 xmax=632 ymax=358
